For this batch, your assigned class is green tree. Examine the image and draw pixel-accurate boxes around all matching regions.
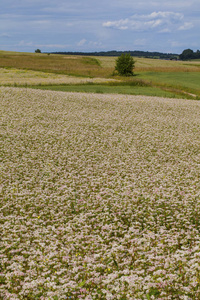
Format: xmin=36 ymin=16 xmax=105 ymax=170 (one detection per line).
xmin=115 ymin=53 xmax=135 ymax=76
xmin=179 ymin=49 xmax=194 ymax=60
xmin=35 ymin=49 xmax=41 ymax=53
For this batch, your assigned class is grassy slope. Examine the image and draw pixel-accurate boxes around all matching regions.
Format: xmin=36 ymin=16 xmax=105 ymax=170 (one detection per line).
xmin=0 ymin=51 xmax=111 ymax=77
xmin=0 ymin=50 xmax=200 ymax=98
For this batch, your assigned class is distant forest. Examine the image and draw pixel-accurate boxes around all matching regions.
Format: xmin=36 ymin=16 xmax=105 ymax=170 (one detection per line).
xmin=50 ymin=50 xmax=179 ymax=60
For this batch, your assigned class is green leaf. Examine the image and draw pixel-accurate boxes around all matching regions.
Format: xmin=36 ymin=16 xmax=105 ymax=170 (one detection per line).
xmin=78 ymin=280 xmax=86 ymax=287
xmin=113 ymin=258 xmax=118 ymax=268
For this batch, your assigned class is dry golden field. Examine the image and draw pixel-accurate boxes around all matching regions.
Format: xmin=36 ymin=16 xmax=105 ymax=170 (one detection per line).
xmin=0 ymin=67 xmax=116 ymax=86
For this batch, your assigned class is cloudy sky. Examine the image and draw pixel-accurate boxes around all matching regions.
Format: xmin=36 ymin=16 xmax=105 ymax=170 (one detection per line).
xmin=1 ymin=0 xmax=200 ymax=54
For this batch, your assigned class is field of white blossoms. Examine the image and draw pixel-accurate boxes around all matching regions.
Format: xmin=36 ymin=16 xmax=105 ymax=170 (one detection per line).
xmin=1 ymin=87 xmax=200 ymax=300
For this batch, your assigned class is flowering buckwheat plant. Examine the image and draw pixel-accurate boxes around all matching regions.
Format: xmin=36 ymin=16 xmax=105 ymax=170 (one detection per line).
xmin=1 ymin=87 xmax=200 ymax=299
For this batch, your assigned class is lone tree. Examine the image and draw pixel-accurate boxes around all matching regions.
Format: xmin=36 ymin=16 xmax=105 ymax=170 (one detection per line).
xmin=35 ymin=49 xmax=41 ymax=53
xmin=115 ymin=53 xmax=135 ymax=76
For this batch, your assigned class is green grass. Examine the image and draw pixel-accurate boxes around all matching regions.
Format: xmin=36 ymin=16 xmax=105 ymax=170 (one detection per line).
xmin=30 ymin=83 xmax=190 ymax=99
xmin=139 ymin=71 xmax=200 ymax=93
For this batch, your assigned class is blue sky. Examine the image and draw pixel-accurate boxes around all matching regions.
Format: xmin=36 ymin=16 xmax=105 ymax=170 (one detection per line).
xmin=1 ymin=0 xmax=200 ymax=54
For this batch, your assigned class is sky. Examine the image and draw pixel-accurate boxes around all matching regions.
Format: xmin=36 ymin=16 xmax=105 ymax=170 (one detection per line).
xmin=1 ymin=0 xmax=200 ymax=54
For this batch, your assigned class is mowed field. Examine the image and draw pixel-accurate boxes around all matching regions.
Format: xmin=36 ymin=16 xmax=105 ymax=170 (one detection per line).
xmin=1 ymin=87 xmax=200 ymax=299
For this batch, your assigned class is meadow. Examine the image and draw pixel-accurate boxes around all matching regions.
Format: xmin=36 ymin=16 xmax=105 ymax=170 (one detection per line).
xmin=0 ymin=51 xmax=200 ymax=98
xmin=1 ymin=87 xmax=200 ymax=299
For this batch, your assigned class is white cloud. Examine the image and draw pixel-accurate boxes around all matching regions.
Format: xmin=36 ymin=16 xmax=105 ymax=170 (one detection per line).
xmin=36 ymin=44 xmax=70 ymax=49
xmin=103 ymin=20 xmax=129 ymax=30
xmin=178 ymin=22 xmax=193 ymax=30
xmin=77 ymin=39 xmax=87 ymax=46
xmin=103 ymin=11 xmax=191 ymax=33
xmin=17 ymin=41 xmax=70 ymax=49
xmin=159 ymin=28 xmax=171 ymax=33
xmin=77 ymin=39 xmax=102 ymax=48
xmin=88 ymin=41 xmax=102 ymax=47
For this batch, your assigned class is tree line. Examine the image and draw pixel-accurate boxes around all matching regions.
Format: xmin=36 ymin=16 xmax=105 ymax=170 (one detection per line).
xmin=39 ymin=48 xmax=200 ymax=61
xmin=50 ymin=50 xmax=178 ymax=60
xmin=179 ymin=49 xmax=200 ymax=60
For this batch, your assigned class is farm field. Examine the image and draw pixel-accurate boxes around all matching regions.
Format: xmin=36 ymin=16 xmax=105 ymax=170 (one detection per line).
xmin=0 ymin=68 xmax=115 ymax=86
xmin=32 ymin=83 xmax=179 ymax=98
xmin=1 ymin=87 xmax=200 ymax=299
xmin=0 ymin=51 xmax=200 ymax=98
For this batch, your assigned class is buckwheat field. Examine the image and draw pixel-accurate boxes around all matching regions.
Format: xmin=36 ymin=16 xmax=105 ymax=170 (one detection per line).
xmin=1 ymin=87 xmax=200 ymax=300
